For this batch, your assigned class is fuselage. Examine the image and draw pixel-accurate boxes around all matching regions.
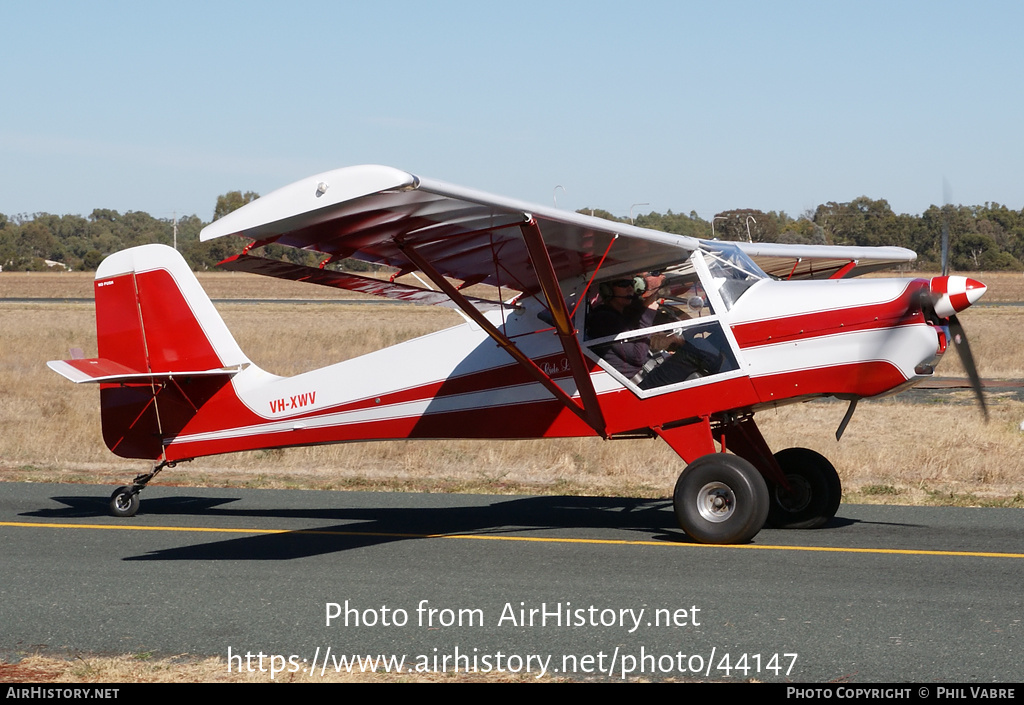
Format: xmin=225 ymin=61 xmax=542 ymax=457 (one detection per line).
xmin=159 ymin=274 xmax=944 ymax=462
xmin=64 ymin=243 xmax=969 ymax=464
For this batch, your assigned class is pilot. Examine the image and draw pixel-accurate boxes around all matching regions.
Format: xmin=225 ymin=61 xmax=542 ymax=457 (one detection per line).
xmin=588 ymin=273 xmax=727 ymax=387
xmin=586 ymin=273 xmax=665 ymax=380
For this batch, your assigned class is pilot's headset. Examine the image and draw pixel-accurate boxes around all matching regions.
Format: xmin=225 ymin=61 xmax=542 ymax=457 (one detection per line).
xmin=598 ymin=276 xmax=647 ymax=300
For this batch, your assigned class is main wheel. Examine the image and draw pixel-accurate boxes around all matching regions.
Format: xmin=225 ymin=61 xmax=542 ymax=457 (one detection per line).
xmin=766 ymin=447 xmax=841 ymax=529
xmin=673 ymin=454 xmax=769 ymax=544
xmin=109 ymin=486 xmax=140 ymax=518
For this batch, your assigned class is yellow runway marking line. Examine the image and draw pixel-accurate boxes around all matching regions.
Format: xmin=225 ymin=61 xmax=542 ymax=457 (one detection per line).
xmin=2 ymin=521 xmax=1023 ymax=559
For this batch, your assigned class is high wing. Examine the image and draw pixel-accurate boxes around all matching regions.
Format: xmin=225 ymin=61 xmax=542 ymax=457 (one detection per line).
xmin=200 ymin=165 xmax=700 ymax=298
xmin=735 ymin=241 xmax=916 ymax=280
xmin=201 ymin=165 xmax=916 ymax=292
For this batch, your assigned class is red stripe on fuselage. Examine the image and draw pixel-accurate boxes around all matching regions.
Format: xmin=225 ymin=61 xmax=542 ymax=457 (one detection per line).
xmin=164 ymin=395 xmax=599 ymax=460
xmin=251 ymin=350 xmax=590 ymax=422
xmin=730 ymin=280 xmax=927 ymax=349
xmin=161 ymin=351 xmax=599 ymax=455
xmin=164 ymin=374 xmax=766 ymax=461
xmin=750 ymin=361 xmax=908 ymax=401
xmin=162 ymin=358 xmax=915 ymax=462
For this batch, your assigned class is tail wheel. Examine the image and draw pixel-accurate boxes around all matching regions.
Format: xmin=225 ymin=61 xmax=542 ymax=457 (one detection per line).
xmin=109 ymin=486 xmax=140 ymax=518
xmin=766 ymin=447 xmax=841 ymax=529
xmin=673 ymin=454 xmax=769 ymax=544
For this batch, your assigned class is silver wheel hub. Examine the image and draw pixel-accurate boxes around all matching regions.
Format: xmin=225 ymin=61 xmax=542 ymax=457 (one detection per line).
xmin=696 ymin=482 xmax=735 ymax=523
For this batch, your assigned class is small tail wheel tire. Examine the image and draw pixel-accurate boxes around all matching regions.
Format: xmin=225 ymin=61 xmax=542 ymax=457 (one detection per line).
xmin=110 ymin=486 xmax=140 ymax=518
xmin=766 ymin=447 xmax=841 ymax=529
xmin=673 ymin=454 xmax=769 ymax=544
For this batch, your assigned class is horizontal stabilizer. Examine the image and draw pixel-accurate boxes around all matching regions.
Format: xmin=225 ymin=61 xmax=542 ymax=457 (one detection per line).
xmin=218 ymin=253 xmax=511 ymax=311
xmin=47 ymin=358 xmax=242 ymax=385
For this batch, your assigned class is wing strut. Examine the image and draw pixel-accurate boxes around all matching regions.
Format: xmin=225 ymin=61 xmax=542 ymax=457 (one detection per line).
xmin=396 ymin=233 xmax=607 ymax=438
xmin=518 ymin=217 xmax=606 ymax=435
xmin=829 ymin=260 xmax=857 ymax=280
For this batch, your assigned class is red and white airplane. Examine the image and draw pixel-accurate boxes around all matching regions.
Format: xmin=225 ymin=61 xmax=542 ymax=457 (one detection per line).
xmin=48 ymin=165 xmax=987 ymax=543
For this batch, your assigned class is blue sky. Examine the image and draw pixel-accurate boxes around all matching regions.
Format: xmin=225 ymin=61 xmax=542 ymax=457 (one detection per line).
xmin=2 ymin=1 xmax=1022 ymax=222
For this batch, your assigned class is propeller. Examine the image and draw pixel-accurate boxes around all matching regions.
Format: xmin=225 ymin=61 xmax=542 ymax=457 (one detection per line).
xmin=932 ymin=180 xmax=987 ymax=419
xmin=948 ymin=313 xmax=988 ymax=420
xmin=927 ymin=275 xmax=988 ymax=420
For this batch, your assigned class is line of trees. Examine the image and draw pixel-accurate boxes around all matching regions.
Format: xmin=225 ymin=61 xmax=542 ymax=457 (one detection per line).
xmin=3 ymin=192 xmax=1023 ymax=272
xmin=0 ymin=191 xmax=324 ymax=272
xmin=586 ymin=197 xmax=1024 ymax=271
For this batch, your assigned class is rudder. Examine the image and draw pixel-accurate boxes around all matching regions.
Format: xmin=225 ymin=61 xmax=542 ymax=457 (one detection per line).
xmin=77 ymin=245 xmax=250 ymax=459
xmin=94 ymin=244 xmax=248 ymax=373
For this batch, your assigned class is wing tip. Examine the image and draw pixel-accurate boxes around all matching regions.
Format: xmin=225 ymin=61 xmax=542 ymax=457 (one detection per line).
xmin=200 ymin=165 xmax=418 ymax=242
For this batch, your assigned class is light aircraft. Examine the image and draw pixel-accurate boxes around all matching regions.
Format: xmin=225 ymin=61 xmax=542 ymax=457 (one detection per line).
xmin=48 ymin=165 xmax=988 ymax=544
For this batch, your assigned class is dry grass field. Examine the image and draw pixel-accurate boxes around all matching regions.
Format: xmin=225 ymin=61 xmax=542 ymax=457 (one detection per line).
xmin=2 ymin=269 xmax=1023 ymax=506
xmin=7 ymin=268 xmax=1024 ymax=301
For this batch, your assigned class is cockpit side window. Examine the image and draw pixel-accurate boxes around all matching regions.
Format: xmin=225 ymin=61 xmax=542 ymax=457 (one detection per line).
xmin=582 ymin=255 xmax=743 ymax=395
xmin=584 ymin=264 xmax=714 ymax=343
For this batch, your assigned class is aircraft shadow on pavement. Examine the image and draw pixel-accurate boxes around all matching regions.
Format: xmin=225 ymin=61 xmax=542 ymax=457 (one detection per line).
xmin=27 ymin=491 xmax=861 ymax=561
xmin=30 ymin=494 xmax=240 ymax=518
xmin=53 ymin=493 xmax=680 ymax=561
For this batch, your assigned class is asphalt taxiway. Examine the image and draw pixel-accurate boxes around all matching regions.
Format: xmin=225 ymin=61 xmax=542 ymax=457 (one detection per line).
xmin=2 ymin=482 xmax=1020 ymax=681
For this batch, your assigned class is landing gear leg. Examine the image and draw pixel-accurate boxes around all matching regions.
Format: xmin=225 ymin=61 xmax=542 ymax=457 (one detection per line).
xmin=108 ymin=459 xmax=183 ymax=518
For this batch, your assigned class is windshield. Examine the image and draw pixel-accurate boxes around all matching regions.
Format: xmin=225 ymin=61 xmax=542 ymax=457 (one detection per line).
xmin=700 ymin=242 xmax=768 ymax=309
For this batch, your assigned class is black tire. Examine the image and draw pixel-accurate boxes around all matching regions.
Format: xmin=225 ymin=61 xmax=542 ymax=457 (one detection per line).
xmin=766 ymin=447 xmax=841 ymax=529
xmin=673 ymin=454 xmax=769 ymax=544
xmin=109 ymin=486 xmax=140 ymax=518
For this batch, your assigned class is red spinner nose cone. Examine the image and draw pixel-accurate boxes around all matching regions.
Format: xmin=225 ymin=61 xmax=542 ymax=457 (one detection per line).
xmin=929 ymin=276 xmax=987 ymax=318
xmin=964 ymin=277 xmax=987 ymax=299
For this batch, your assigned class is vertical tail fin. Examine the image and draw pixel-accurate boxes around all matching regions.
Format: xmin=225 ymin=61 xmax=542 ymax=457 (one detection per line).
xmin=50 ymin=244 xmax=250 ymax=459
xmin=94 ymin=244 xmax=249 ymax=373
